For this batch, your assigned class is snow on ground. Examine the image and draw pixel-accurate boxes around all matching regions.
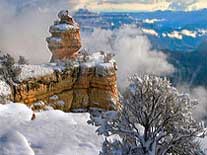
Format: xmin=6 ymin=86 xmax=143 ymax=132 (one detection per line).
xmin=0 ymin=80 xmax=11 ymax=96
xmin=18 ymin=64 xmax=54 ymax=81
xmin=200 ymin=133 xmax=207 ymax=154
xmin=88 ymin=52 xmax=105 ymax=63
xmin=0 ymin=131 xmax=35 ymax=155
xmin=0 ymin=103 xmax=207 ymax=154
xmin=0 ymin=103 xmax=104 ymax=155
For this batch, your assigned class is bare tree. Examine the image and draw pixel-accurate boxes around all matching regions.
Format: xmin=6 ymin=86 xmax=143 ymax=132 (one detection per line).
xmin=90 ymin=75 xmax=205 ymax=155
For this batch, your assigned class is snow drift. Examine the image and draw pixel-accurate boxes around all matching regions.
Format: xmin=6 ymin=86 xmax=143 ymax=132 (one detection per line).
xmin=0 ymin=103 xmax=104 ymax=155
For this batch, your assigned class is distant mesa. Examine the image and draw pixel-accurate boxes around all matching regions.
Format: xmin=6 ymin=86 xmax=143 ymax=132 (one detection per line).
xmin=46 ymin=10 xmax=81 ymax=62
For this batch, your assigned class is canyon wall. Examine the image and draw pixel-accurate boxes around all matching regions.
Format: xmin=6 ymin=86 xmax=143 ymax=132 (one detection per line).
xmin=10 ymin=53 xmax=119 ymax=112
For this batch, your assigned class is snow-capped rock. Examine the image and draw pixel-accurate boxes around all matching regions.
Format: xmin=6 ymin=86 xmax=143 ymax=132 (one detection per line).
xmin=47 ymin=10 xmax=81 ymax=61
xmin=18 ymin=64 xmax=54 ymax=81
xmin=10 ymin=52 xmax=119 ymax=112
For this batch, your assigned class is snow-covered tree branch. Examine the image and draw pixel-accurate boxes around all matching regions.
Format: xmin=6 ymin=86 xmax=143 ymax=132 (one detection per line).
xmin=90 ymin=74 xmax=205 ymax=155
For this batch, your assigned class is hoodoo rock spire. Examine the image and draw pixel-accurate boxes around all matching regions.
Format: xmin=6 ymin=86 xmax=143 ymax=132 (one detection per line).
xmin=46 ymin=10 xmax=81 ymax=62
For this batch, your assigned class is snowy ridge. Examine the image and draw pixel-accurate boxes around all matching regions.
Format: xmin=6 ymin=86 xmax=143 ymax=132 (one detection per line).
xmin=18 ymin=64 xmax=54 ymax=81
xmin=17 ymin=52 xmax=115 ymax=81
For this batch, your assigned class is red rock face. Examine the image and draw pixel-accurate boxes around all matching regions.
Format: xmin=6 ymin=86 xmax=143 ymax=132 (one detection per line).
xmin=46 ymin=10 xmax=81 ymax=62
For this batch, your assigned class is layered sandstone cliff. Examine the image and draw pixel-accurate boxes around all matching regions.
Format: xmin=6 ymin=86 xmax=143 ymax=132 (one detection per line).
xmin=10 ymin=52 xmax=119 ymax=112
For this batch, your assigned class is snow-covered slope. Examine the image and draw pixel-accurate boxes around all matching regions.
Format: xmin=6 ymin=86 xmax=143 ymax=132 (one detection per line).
xmin=0 ymin=103 xmax=104 ymax=155
xmin=0 ymin=102 xmax=207 ymax=154
xmin=0 ymin=131 xmax=35 ymax=155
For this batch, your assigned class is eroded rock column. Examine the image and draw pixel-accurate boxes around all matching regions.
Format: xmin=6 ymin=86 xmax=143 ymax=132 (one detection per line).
xmin=46 ymin=10 xmax=81 ymax=62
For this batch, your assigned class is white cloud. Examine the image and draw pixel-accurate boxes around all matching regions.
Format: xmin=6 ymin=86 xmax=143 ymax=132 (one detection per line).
xmin=191 ymin=87 xmax=207 ymax=120
xmin=181 ymin=29 xmax=197 ymax=38
xmin=166 ymin=29 xmax=197 ymax=40
xmin=143 ymin=18 xmax=165 ymax=24
xmin=142 ymin=28 xmax=159 ymax=37
xmin=82 ymin=25 xmax=174 ymax=88
xmin=97 ymin=0 xmax=198 ymax=6
xmin=178 ymin=85 xmax=207 ymax=120
xmin=167 ymin=31 xmax=183 ymax=40
xmin=162 ymin=33 xmax=167 ymax=37
xmin=97 ymin=0 xmax=139 ymax=4
xmin=86 ymin=0 xmax=207 ymax=11
xmin=168 ymin=0 xmax=198 ymax=11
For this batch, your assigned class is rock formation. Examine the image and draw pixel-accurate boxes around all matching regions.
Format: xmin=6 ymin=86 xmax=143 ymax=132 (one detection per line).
xmin=10 ymin=52 xmax=119 ymax=112
xmin=46 ymin=10 xmax=81 ymax=62
xmin=6 ymin=10 xmax=119 ymax=112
